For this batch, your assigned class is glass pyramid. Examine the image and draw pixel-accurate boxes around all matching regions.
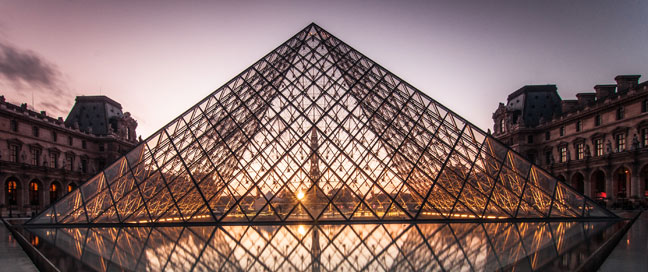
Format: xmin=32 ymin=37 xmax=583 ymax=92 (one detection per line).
xmin=28 ymin=23 xmax=615 ymax=225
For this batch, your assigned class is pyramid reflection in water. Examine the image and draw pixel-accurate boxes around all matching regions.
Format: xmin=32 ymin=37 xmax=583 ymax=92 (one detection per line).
xmin=29 ymin=23 xmax=614 ymax=225
xmin=27 ymin=221 xmax=620 ymax=271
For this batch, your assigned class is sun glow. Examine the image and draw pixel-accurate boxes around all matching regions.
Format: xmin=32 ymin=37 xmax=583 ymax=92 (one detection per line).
xmin=297 ymin=191 xmax=305 ymax=200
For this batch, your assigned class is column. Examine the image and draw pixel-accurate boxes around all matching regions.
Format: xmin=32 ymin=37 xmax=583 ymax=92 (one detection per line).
xmin=605 ymin=170 xmax=614 ymax=206
xmin=0 ymin=181 xmax=5 ymax=216
xmin=631 ymin=173 xmax=640 ymax=198
xmin=22 ymin=184 xmax=29 ymax=216
xmin=584 ymin=170 xmax=592 ymax=198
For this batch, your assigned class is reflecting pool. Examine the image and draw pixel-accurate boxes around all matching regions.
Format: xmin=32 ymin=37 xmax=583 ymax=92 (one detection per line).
xmin=24 ymin=220 xmax=624 ymax=271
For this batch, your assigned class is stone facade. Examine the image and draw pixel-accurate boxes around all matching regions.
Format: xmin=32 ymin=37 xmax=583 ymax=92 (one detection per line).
xmin=0 ymin=95 xmax=138 ymax=217
xmin=493 ymin=75 xmax=648 ymax=208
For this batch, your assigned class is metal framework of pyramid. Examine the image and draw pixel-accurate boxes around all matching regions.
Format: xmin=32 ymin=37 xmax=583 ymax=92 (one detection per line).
xmin=28 ymin=23 xmax=615 ymax=226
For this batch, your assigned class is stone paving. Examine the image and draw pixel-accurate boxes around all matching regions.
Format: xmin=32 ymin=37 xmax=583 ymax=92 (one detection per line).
xmin=599 ymin=210 xmax=648 ymax=271
xmin=0 ymin=219 xmax=38 ymax=272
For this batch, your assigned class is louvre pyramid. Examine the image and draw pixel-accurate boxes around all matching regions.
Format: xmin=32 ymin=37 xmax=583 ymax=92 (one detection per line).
xmin=29 ymin=23 xmax=614 ymax=225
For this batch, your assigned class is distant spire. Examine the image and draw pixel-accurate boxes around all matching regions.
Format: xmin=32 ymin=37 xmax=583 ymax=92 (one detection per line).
xmin=309 ymin=127 xmax=320 ymax=183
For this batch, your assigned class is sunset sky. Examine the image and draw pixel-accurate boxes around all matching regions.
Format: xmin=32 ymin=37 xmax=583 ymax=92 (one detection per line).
xmin=1 ymin=1 xmax=647 ymax=138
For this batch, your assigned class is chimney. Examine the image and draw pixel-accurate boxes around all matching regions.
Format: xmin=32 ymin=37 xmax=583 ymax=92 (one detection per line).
xmin=614 ymin=75 xmax=640 ymax=93
xmin=594 ymin=85 xmax=616 ymax=100
xmin=576 ymin=93 xmax=596 ymax=106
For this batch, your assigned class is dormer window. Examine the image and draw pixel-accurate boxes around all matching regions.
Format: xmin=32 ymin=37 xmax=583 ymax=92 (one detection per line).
xmin=498 ymin=119 xmax=505 ymax=133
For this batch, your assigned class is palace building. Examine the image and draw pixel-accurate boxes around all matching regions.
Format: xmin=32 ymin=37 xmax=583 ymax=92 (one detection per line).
xmin=0 ymin=95 xmax=138 ymax=216
xmin=492 ymin=75 xmax=648 ymax=208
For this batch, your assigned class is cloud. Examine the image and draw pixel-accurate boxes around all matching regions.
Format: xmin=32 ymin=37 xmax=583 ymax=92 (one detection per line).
xmin=0 ymin=39 xmax=77 ymax=118
xmin=0 ymin=40 xmax=62 ymax=92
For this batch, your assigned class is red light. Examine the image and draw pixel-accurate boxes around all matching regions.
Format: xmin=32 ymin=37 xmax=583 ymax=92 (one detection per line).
xmin=596 ymin=192 xmax=607 ymax=198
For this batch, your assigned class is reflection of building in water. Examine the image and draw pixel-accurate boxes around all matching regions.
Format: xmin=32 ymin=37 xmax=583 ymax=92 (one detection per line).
xmin=28 ymin=221 xmax=616 ymax=271
xmin=492 ymin=75 xmax=648 ymax=208
xmin=0 ymin=95 xmax=138 ymax=217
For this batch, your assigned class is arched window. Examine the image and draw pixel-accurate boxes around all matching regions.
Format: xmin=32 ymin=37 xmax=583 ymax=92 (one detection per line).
xmin=6 ymin=180 xmax=18 ymax=205
xmin=67 ymin=183 xmax=77 ymax=193
xmin=50 ymin=182 xmax=60 ymax=203
xmin=29 ymin=180 xmax=40 ymax=206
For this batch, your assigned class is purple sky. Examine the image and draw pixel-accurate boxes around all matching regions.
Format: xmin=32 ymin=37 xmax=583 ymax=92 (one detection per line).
xmin=1 ymin=1 xmax=647 ymax=137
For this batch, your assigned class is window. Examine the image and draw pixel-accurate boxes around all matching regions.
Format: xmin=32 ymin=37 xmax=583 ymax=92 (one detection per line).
xmin=31 ymin=148 xmax=41 ymax=166
xmin=559 ymin=126 xmax=565 ymax=136
xmin=98 ymin=158 xmax=106 ymax=170
xmin=32 ymin=126 xmax=39 ymax=137
xmin=99 ymin=143 xmax=104 ymax=152
xmin=616 ymin=107 xmax=625 ymax=120
xmin=66 ymin=155 xmax=74 ymax=171
xmin=559 ymin=147 xmax=567 ymax=162
xmin=527 ymin=135 xmax=533 ymax=144
xmin=595 ymin=114 xmax=602 ymax=126
xmin=81 ymin=158 xmax=88 ymax=173
xmin=545 ymin=131 xmax=550 ymax=141
xmin=6 ymin=180 xmax=17 ymax=205
xmin=52 ymin=131 xmax=57 ymax=142
xmin=29 ymin=181 xmax=40 ymax=205
xmin=10 ymin=119 xmax=18 ymax=132
xmin=616 ymin=134 xmax=626 ymax=152
xmin=576 ymin=143 xmax=584 ymax=160
xmin=67 ymin=183 xmax=77 ymax=193
xmin=642 ymin=128 xmax=648 ymax=147
xmin=82 ymin=140 xmax=87 ymax=149
xmin=49 ymin=153 xmax=58 ymax=168
xmin=595 ymin=138 xmax=604 ymax=156
xmin=498 ymin=119 xmax=505 ymax=133
xmin=9 ymin=144 xmax=19 ymax=162
xmin=576 ymin=120 xmax=582 ymax=132
xmin=643 ymin=99 xmax=648 ymax=113
xmin=68 ymin=136 xmax=73 ymax=146
xmin=545 ymin=151 xmax=552 ymax=165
